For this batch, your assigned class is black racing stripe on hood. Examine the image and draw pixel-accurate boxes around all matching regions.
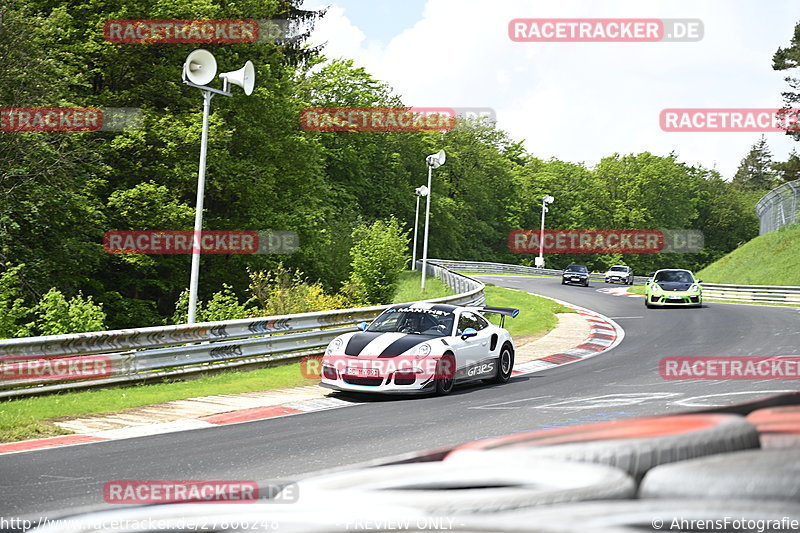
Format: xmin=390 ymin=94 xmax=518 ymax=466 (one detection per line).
xmin=344 ymin=332 xmax=384 ymax=356
xmin=380 ymin=334 xmax=438 ymax=356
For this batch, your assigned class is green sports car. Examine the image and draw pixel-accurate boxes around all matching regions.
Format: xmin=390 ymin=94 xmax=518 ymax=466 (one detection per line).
xmin=644 ymin=269 xmax=703 ymax=308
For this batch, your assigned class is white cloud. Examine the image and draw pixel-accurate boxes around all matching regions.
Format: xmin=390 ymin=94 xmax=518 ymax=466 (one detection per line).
xmin=303 ymin=0 xmax=800 ymax=177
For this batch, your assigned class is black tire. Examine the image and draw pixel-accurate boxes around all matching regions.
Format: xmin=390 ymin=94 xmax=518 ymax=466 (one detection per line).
xmin=561 ymin=279 xmax=566 ymax=285
xmin=584 ymin=281 xmax=590 ymax=287
xmin=645 ymin=297 xmax=653 ymax=309
xmin=639 ymin=448 xmax=800 ymax=501
xmin=288 ymin=459 xmax=635 ymax=515
xmin=491 ymin=343 xmax=514 ymax=384
xmin=434 ymin=354 xmax=455 ymax=396
xmin=460 ymin=499 xmax=800 ymax=532
xmin=445 ymin=413 xmax=760 ymax=481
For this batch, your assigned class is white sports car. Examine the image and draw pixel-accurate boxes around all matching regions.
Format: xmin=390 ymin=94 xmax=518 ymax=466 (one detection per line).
xmin=320 ymin=303 xmax=519 ymax=395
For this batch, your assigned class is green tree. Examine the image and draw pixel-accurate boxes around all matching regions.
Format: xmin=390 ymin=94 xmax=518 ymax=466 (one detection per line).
xmin=24 ymin=288 xmax=106 ymax=336
xmin=348 ymin=218 xmax=409 ymax=304
xmin=0 ymin=264 xmax=32 ymax=338
xmin=774 ymin=21 xmax=800 ymax=142
xmin=732 ymin=137 xmax=778 ymax=191
xmin=772 ymin=150 xmax=800 ymax=185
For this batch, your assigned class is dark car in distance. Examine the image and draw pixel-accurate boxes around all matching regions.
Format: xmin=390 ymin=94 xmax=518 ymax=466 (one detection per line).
xmin=562 ymin=264 xmax=590 ymax=287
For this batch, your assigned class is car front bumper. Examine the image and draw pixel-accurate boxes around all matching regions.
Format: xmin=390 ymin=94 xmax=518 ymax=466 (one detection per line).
xmin=320 ymin=377 xmax=436 ymax=395
xmin=646 ymin=293 xmax=702 ymax=305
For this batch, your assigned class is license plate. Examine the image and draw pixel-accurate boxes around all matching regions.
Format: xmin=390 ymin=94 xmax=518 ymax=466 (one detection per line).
xmin=346 ymin=367 xmax=379 ymax=377
xmin=571 ymin=277 xmax=580 ymax=281
xmin=668 ymin=297 xmax=682 ymax=301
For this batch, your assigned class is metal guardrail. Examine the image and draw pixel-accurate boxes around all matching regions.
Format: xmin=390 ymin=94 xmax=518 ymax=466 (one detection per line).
xmin=0 ymin=262 xmax=484 ymax=399
xmin=426 ymin=259 xmax=650 ymax=284
xmin=429 ymin=260 xmax=799 ymax=306
xmin=755 ymin=179 xmax=800 ymax=235
xmin=700 ymin=283 xmax=800 ymax=305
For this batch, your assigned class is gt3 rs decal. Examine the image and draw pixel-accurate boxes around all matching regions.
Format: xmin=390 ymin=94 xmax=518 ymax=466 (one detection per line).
xmin=457 ymin=358 xmax=497 ymax=380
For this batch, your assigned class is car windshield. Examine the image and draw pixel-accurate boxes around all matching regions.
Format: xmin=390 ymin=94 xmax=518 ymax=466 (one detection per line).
xmin=566 ymin=265 xmax=588 ymax=272
xmin=367 ymin=308 xmax=455 ymax=336
xmin=654 ymin=271 xmax=694 ymax=283
xmin=609 ymin=266 xmax=628 ymax=272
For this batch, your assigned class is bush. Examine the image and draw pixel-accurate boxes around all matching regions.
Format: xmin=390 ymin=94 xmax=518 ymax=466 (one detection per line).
xmin=24 ymin=288 xmax=106 ymax=336
xmin=248 ymin=264 xmax=349 ymax=315
xmin=0 ymin=264 xmax=30 ymax=338
xmin=348 ymin=217 xmax=409 ymax=305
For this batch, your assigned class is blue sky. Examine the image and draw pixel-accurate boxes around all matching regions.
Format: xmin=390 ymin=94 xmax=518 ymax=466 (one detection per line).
xmin=301 ymin=1 xmax=800 ymax=178
xmin=320 ymin=0 xmax=427 ymax=45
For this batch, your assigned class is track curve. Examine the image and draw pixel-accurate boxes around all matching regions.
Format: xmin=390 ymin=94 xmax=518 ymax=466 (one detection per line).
xmin=1 ymin=275 xmax=798 ymax=517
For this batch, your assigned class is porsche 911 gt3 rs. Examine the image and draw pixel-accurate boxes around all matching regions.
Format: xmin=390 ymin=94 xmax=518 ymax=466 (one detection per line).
xmin=645 ymin=269 xmax=703 ymax=308
xmin=320 ymin=303 xmax=518 ymax=395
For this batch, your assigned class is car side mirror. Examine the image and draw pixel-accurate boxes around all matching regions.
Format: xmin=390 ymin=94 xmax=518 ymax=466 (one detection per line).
xmin=697 ymin=279 xmax=703 ymax=284
xmin=357 ymin=322 xmax=369 ymax=331
xmin=461 ymin=327 xmax=478 ymax=340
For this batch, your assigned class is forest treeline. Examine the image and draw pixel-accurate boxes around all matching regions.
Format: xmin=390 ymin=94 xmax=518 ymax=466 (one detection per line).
xmin=1 ymin=0 xmax=798 ymax=333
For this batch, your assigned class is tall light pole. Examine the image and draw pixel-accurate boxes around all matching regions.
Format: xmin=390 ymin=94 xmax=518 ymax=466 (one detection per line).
xmin=421 ymin=150 xmax=446 ymax=290
xmin=411 ymin=185 xmax=429 ymax=270
xmin=183 ymin=49 xmax=255 ymax=323
xmin=535 ymin=195 xmax=554 ymax=269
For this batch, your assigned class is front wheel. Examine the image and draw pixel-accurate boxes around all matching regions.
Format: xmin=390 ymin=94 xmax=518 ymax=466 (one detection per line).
xmin=645 ymin=298 xmax=653 ymax=309
xmin=434 ymin=355 xmax=455 ymax=395
xmin=490 ymin=344 xmax=515 ymax=384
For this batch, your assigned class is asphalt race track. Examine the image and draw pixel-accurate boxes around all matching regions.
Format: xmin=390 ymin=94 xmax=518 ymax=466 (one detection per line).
xmin=2 ymin=275 xmax=799 ymax=517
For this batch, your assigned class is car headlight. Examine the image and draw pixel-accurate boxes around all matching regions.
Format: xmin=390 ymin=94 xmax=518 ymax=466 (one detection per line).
xmin=689 ymin=284 xmax=700 ymax=292
xmin=325 ymin=337 xmax=344 ymax=355
xmin=650 ymin=283 xmax=662 ymax=294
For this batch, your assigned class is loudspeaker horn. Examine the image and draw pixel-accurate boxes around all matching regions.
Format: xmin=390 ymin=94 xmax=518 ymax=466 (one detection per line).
xmin=219 ymin=60 xmax=255 ymax=95
xmin=183 ymin=49 xmax=217 ymax=86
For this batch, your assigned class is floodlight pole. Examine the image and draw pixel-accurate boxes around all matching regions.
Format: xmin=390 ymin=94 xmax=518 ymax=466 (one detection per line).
xmin=536 ymin=195 xmax=553 ymax=269
xmin=184 ymin=82 xmax=232 ymax=324
xmin=187 ymin=90 xmax=214 ymax=324
xmin=421 ymin=164 xmax=433 ymax=291
xmin=412 ymin=193 xmax=421 ymax=271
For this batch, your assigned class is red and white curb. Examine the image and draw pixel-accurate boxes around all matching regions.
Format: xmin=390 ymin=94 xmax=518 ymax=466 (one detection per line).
xmin=512 ymin=300 xmax=624 ymax=377
xmin=597 ymin=287 xmax=644 ymax=298
xmin=0 ymin=302 xmax=624 ymax=456
xmin=0 ymin=396 xmax=354 ymax=456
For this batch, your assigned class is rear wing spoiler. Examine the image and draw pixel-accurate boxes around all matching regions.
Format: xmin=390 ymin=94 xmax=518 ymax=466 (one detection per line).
xmin=467 ymin=306 xmax=519 ymax=327
xmin=478 ymin=306 xmax=520 ymax=318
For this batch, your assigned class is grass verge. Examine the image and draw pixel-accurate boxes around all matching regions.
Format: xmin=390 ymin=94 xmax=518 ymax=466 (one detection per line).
xmin=697 ymin=224 xmax=800 ymax=286
xmin=0 ymin=363 xmax=317 ymax=443
xmin=482 ymin=284 xmax=574 ymax=337
xmin=1 ymin=272 xmax=569 ymax=443
xmin=392 ymin=270 xmax=454 ymax=303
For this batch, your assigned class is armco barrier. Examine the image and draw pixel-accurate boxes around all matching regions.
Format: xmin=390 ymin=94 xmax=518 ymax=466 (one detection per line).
xmin=0 ymin=262 xmax=483 ymax=399
xmin=700 ymin=283 xmax=800 ymax=305
xmin=428 ymin=259 xmax=799 ymax=306
xmin=425 ymin=259 xmax=650 ymax=284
